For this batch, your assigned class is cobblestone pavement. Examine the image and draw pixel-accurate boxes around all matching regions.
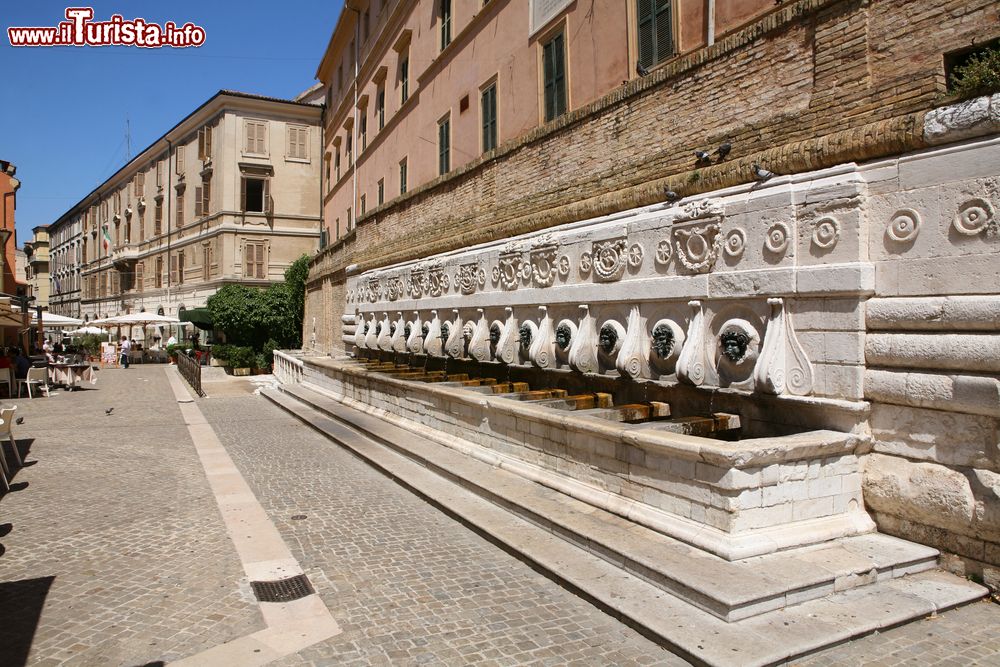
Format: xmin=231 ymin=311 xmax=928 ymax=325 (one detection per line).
xmin=3 ymin=367 xmax=1000 ymax=666
xmin=0 ymin=366 xmax=262 ymax=666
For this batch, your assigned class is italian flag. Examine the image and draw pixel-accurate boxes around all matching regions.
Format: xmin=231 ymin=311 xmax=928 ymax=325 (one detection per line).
xmin=102 ymin=225 xmax=112 ymax=253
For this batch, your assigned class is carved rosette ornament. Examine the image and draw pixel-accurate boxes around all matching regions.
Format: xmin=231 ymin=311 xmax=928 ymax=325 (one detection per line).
xmin=753 ymin=298 xmax=814 ymax=396
xmin=616 ymin=306 xmax=651 ymax=380
xmin=495 ymin=307 xmax=519 ymax=365
xmin=445 ymin=310 xmax=465 ymax=359
xmin=953 ymin=198 xmax=995 ymax=236
xmin=456 ymin=261 xmax=486 ymax=295
xmin=529 ymin=235 xmax=569 ymax=288
xmin=568 ymin=305 xmax=600 ymax=374
xmin=655 ymin=240 xmax=673 ymax=265
xmin=590 ymin=238 xmax=630 ymax=282
xmin=425 ymin=310 xmax=444 ymax=357
xmin=529 ymin=306 xmax=557 ymax=369
xmin=391 ymin=312 xmax=408 ymax=353
xmin=406 ymin=312 xmax=424 ymax=354
xmin=811 ymin=217 xmax=840 ymax=250
xmin=887 ymin=209 xmax=921 ymax=243
xmin=468 ymin=309 xmax=492 ymax=362
xmin=673 ymin=223 xmax=721 ymax=273
xmin=676 ymin=300 xmax=707 ymax=386
xmin=494 ymin=242 xmax=529 ymax=290
xmin=723 ymin=228 xmax=746 ymax=259
xmin=765 ymin=222 xmax=791 ymax=255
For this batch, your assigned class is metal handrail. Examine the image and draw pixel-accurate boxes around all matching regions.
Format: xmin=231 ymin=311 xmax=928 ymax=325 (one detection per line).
xmin=176 ymin=350 xmax=204 ymax=397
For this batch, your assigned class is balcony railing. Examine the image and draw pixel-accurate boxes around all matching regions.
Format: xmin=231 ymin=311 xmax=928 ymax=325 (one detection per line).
xmin=110 ymin=244 xmax=139 ymax=269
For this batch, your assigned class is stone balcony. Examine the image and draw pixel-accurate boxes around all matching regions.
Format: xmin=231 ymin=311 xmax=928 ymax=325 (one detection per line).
xmin=111 ymin=244 xmax=139 ymax=270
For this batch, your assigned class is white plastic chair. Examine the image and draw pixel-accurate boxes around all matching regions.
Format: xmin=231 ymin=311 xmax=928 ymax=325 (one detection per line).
xmin=17 ymin=366 xmax=50 ymax=398
xmin=0 ymin=406 xmax=18 ymax=492
xmin=0 ymin=367 xmax=11 ymax=398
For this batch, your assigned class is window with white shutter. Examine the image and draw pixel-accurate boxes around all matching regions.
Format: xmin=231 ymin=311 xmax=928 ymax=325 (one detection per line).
xmin=287 ymin=125 xmax=309 ymax=160
xmin=245 ymin=120 xmax=267 ymax=155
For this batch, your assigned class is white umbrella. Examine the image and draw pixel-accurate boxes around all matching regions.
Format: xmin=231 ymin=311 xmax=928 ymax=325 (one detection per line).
xmin=65 ymin=326 xmax=106 ymax=335
xmin=96 ymin=312 xmax=181 ymax=326
xmin=27 ymin=311 xmax=83 ymax=327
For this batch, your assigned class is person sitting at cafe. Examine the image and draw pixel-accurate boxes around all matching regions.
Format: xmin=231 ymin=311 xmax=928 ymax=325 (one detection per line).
xmin=13 ymin=348 xmax=31 ymax=380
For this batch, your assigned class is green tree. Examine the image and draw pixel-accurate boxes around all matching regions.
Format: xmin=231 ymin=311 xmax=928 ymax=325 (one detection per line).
xmin=206 ymin=254 xmax=311 ymax=352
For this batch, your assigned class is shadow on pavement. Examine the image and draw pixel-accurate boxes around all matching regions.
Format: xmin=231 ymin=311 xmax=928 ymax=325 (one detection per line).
xmin=0 ymin=575 xmax=55 ymax=667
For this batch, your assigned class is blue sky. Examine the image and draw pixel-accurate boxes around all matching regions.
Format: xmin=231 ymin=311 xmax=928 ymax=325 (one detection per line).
xmin=1 ymin=1 xmax=341 ymax=246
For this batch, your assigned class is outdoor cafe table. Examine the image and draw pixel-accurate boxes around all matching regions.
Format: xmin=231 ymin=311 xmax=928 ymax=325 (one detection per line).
xmin=48 ymin=363 xmax=97 ymax=390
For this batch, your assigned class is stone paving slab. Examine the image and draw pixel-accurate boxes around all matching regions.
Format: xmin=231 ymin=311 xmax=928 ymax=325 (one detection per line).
xmin=0 ymin=367 xmax=262 ymax=666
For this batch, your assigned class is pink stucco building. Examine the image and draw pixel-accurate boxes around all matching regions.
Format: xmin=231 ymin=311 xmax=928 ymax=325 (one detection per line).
xmin=318 ymin=0 xmax=784 ymax=243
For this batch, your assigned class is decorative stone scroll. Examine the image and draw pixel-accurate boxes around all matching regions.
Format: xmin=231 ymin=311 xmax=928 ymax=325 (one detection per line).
xmin=468 ymin=309 xmax=492 ymax=362
xmin=391 ymin=312 xmax=408 ymax=352
xmin=445 ymin=310 xmax=465 ymax=359
xmin=495 ymin=307 xmax=519 ymax=364
xmin=354 ymin=308 xmax=367 ymax=349
xmin=377 ymin=312 xmax=393 ymax=351
xmin=365 ymin=313 xmax=379 ymax=349
xmin=406 ymin=311 xmax=423 ymax=354
xmin=616 ymin=306 xmax=651 ymax=380
xmin=529 ymin=306 xmax=557 ymax=369
xmin=425 ymin=310 xmax=444 ymax=357
xmin=673 ymin=222 xmax=721 ymax=273
xmin=754 ymin=298 xmax=814 ymax=396
xmin=567 ymin=305 xmax=599 ymax=374
xmin=677 ymin=300 xmax=707 ymax=386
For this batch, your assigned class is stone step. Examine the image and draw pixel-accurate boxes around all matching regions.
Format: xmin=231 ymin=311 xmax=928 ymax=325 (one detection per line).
xmin=272 ymin=383 xmax=952 ymax=621
xmin=263 ymin=385 xmax=987 ymax=667
xmin=527 ymin=393 xmax=615 ymax=410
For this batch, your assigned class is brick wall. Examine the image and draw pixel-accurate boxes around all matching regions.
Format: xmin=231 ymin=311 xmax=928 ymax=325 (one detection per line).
xmin=307 ymin=0 xmax=1000 ymax=352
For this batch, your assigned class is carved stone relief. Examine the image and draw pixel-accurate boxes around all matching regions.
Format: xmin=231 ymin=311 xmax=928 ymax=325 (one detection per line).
xmin=386 ymin=276 xmax=405 ymax=301
xmin=365 ymin=313 xmax=379 ymax=350
xmin=493 ymin=241 xmax=529 ymax=290
xmin=655 ymin=240 xmax=673 ymax=265
xmin=406 ymin=312 xmax=424 ymax=354
xmin=716 ymin=319 xmax=760 ymax=386
xmin=597 ymin=319 xmax=625 ymax=372
xmin=468 ymin=310 xmax=492 ymax=362
xmin=425 ymin=310 xmax=444 ymax=357
xmin=444 ymin=310 xmax=465 ymax=359
xmin=555 ymin=319 xmax=577 ymax=366
xmin=673 ymin=223 xmax=721 ymax=273
xmin=377 ymin=313 xmax=393 ymax=351
xmin=390 ymin=312 xmax=408 ymax=352
xmin=495 ymin=307 xmax=519 ymax=364
xmin=723 ymin=228 xmax=746 ymax=259
xmin=455 ymin=261 xmax=486 ymax=295
xmin=529 ymin=235 xmax=570 ymax=288
xmin=649 ymin=318 xmax=685 ymax=375
xmin=675 ymin=198 xmax=724 ymax=222
xmin=586 ymin=238 xmax=633 ymax=282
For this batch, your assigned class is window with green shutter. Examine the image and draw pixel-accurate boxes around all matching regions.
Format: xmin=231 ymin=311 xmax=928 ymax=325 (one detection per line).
xmin=481 ymin=83 xmax=497 ymax=153
xmin=637 ymin=0 xmax=673 ymax=69
xmin=542 ymin=32 xmax=567 ymax=122
xmin=438 ymin=116 xmax=450 ymax=175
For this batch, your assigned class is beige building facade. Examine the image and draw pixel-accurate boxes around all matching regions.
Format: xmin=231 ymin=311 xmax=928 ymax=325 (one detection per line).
xmin=48 ymin=91 xmax=322 ymax=326
xmin=23 ymin=225 xmax=50 ymax=308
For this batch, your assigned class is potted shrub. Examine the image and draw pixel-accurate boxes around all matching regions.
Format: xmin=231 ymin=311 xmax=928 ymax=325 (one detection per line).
xmin=210 ymin=344 xmax=230 ymax=367
xmin=253 ymin=352 xmax=272 ymax=375
xmin=228 ymin=346 xmax=254 ymax=376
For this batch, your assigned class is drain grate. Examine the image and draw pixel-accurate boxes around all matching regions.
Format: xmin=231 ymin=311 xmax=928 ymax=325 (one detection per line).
xmin=250 ymin=574 xmax=315 ymax=603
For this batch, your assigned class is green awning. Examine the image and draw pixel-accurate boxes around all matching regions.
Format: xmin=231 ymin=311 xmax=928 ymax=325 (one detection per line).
xmin=179 ymin=307 xmax=214 ymax=330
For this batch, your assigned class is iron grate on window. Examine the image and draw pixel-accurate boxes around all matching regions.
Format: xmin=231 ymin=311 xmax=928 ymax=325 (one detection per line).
xmin=250 ymin=574 xmax=315 ymax=603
